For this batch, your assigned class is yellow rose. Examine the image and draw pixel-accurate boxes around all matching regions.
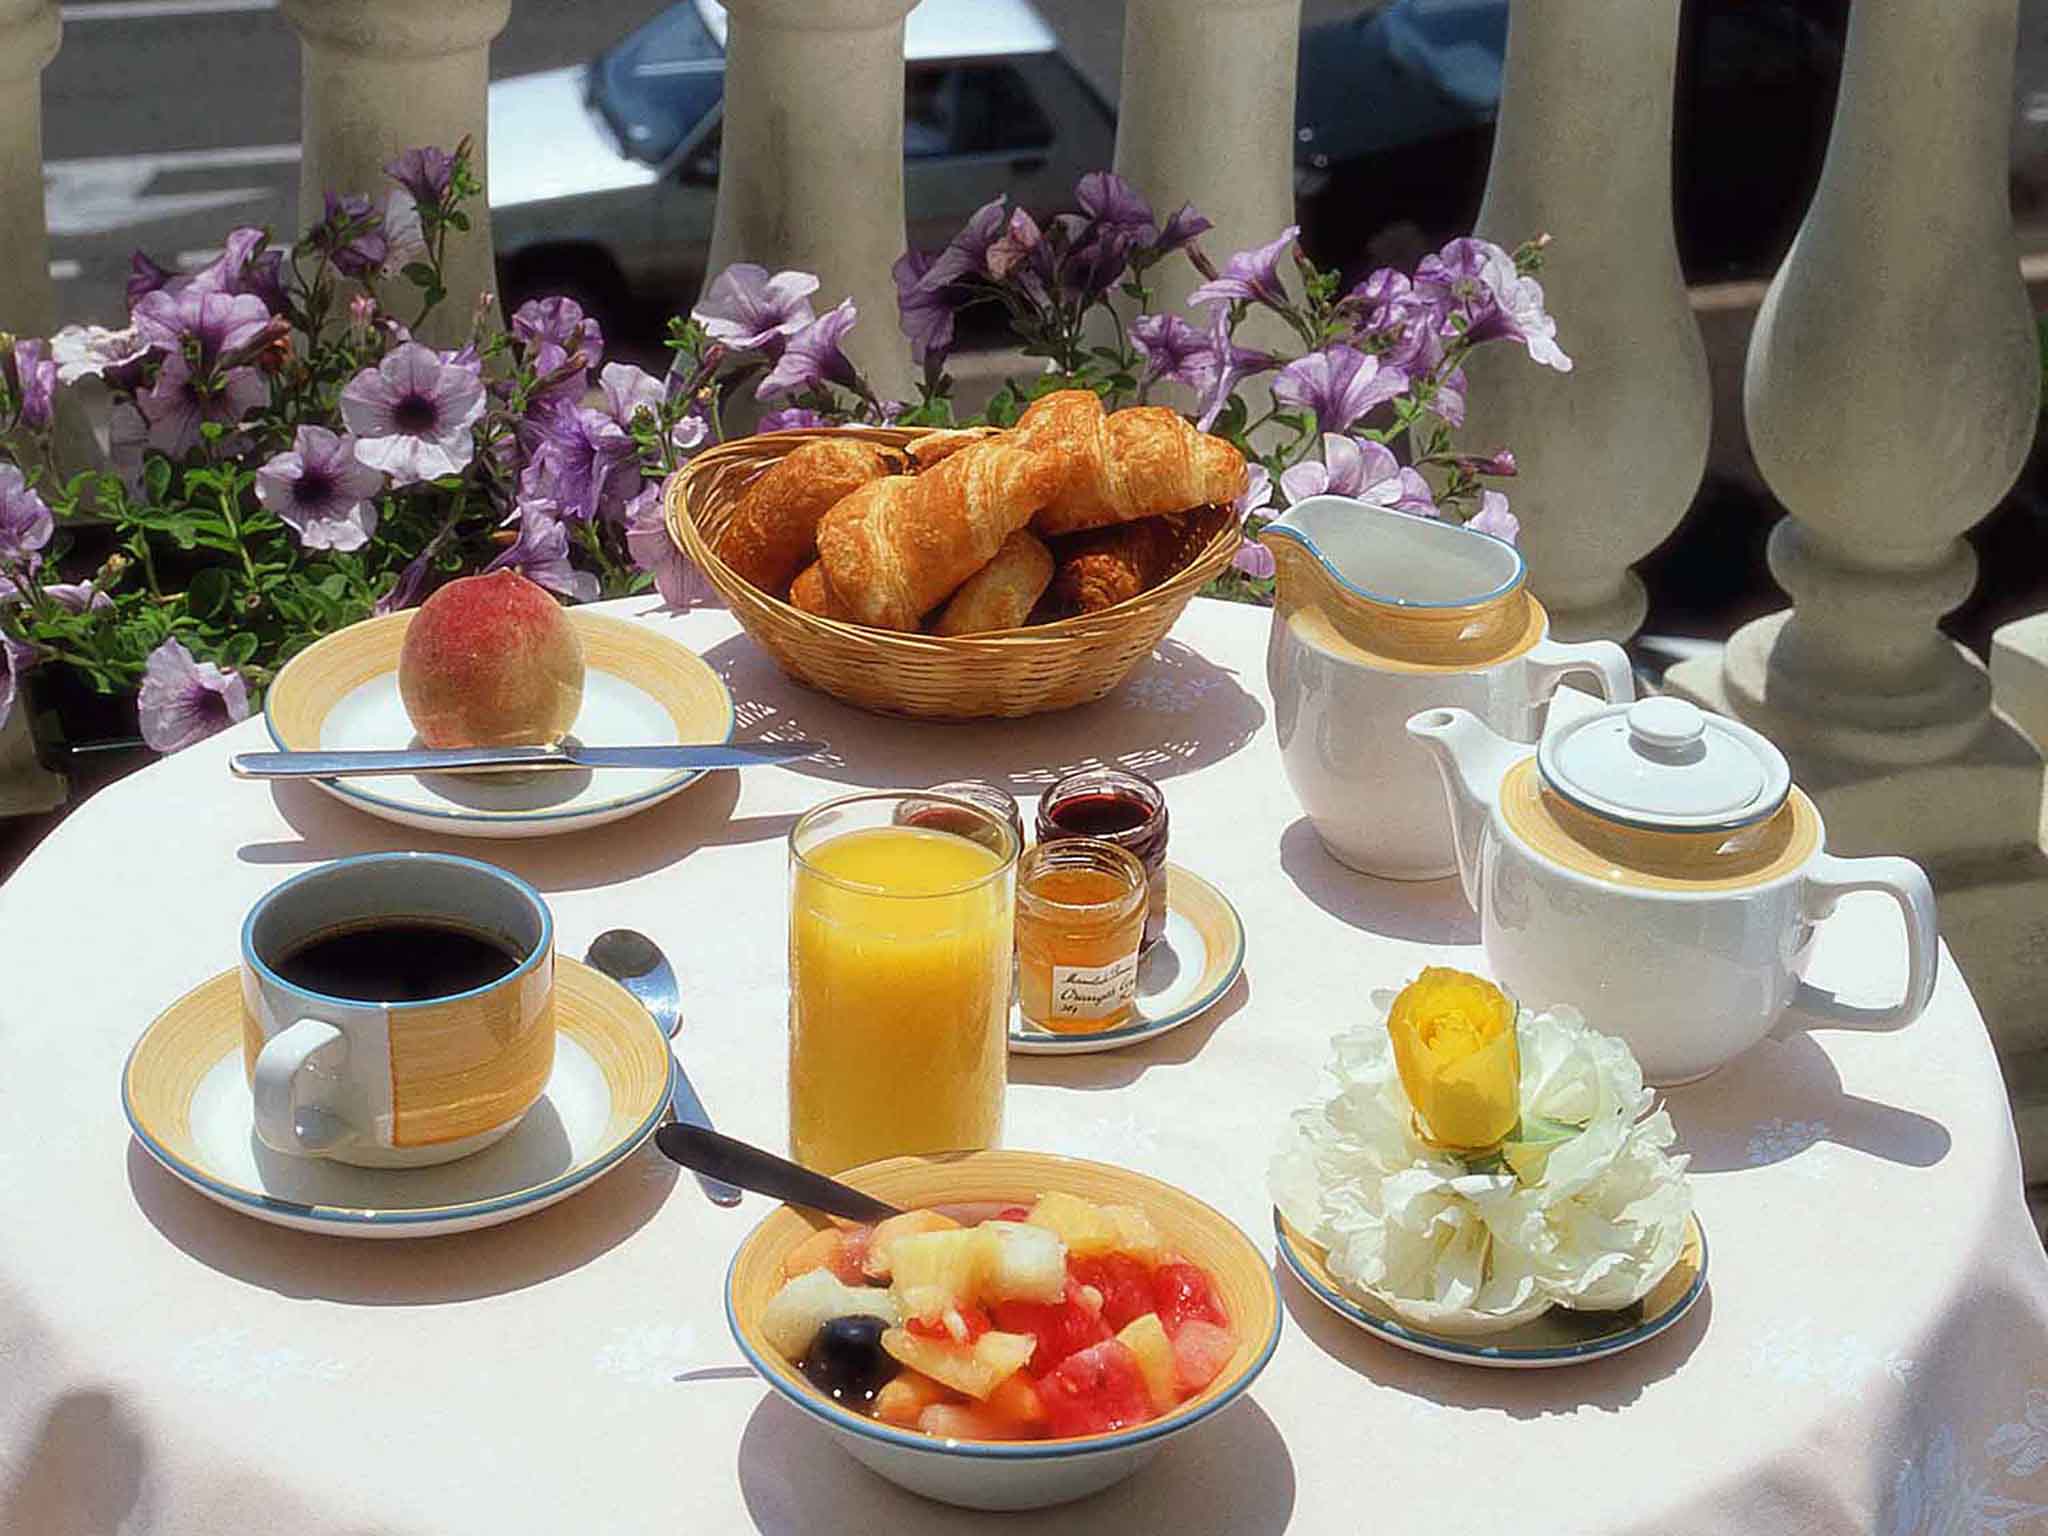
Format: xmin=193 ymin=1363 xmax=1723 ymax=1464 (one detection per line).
xmin=1387 ymin=968 xmax=1521 ymax=1150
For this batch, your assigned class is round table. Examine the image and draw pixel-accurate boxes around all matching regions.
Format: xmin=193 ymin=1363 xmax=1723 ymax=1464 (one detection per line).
xmin=3 ymin=596 xmax=2045 ymax=1536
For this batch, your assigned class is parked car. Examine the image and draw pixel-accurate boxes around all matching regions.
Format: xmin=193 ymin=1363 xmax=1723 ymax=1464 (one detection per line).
xmin=488 ymin=0 xmax=1114 ymax=335
xmin=1291 ymin=0 xmax=1852 ymax=285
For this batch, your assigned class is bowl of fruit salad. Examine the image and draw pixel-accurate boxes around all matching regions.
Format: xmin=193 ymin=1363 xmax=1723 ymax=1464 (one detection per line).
xmin=726 ymin=1149 xmax=1281 ymax=1511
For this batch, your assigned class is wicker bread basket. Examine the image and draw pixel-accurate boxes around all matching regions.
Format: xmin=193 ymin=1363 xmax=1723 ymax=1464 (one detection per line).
xmin=663 ymin=427 xmax=1241 ymax=720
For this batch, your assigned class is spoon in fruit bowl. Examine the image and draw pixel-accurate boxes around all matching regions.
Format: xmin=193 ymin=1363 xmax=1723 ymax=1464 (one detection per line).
xmin=653 ymin=1123 xmax=900 ymax=1224
xmin=583 ymin=929 xmax=742 ymax=1208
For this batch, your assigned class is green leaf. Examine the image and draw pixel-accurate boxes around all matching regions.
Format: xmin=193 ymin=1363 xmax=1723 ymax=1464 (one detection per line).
xmin=186 ymin=567 xmax=232 ymax=619
xmin=220 ymin=630 xmax=260 ymax=666
xmin=401 ymin=262 xmax=438 ymax=289
xmin=144 ymin=457 xmax=172 ymax=502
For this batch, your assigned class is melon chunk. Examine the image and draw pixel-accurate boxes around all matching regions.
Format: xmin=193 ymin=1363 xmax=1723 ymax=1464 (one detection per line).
xmin=1024 ymin=1191 xmax=1119 ymax=1257
xmin=761 ymin=1270 xmax=899 ymax=1360
xmin=1100 ymin=1204 xmax=1166 ymax=1263
xmin=980 ymin=1221 xmax=1067 ymax=1303
xmin=881 ymin=1326 xmax=1036 ymax=1400
xmin=888 ymin=1228 xmax=985 ymax=1319
xmin=1116 ymin=1312 xmax=1177 ymax=1411
xmin=861 ymin=1208 xmax=960 ymax=1280
xmin=873 ymin=1369 xmax=951 ymax=1427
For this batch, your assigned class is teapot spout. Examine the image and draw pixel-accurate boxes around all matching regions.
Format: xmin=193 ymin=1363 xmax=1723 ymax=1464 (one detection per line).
xmin=1406 ymin=707 xmax=1520 ymax=912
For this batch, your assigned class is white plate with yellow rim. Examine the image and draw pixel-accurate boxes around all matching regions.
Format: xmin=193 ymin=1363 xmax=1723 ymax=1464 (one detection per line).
xmin=263 ymin=609 xmax=736 ymax=838
xmin=1008 ymin=864 xmax=1246 ymax=1056
xmin=1274 ymin=1210 xmax=1708 ymax=1369
xmin=122 ymin=957 xmax=675 ymax=1239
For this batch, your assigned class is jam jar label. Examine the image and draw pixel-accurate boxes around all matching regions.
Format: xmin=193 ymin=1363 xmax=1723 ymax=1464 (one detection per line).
xmin=1051 ymin=953 xmax=1141 ymax=1020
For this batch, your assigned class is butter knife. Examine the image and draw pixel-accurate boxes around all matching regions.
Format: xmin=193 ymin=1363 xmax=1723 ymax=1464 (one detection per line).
xmin=230 ymin=740 xmax=826 ymax=779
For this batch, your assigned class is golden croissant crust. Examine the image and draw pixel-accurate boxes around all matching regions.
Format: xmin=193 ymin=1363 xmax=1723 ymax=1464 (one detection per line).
xmin=1014 ymin=390 xmax=1248 ymax=536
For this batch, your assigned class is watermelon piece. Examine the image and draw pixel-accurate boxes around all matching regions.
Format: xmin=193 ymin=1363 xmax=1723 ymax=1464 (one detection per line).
xmin=991 ymin=1279 xmax=1112 ymax=1378
xmin=1171 ymin=1319 xmax=1236 ymax=1396
xmin=1152 ymin=1262 xmax=1229 ymax=1334
xmin=1069 ymin=1252 xmax=1155 ymax=1331
xmin=1038 ymin=1339 xmax=1155 ymax=1438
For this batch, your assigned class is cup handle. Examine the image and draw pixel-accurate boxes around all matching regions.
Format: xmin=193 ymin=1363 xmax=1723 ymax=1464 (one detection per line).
xmin=1524 ymin=637 xmax=1638 ymax=708
xmin=251 ymin=1017 xmax=352 ymax=1157
xmin=1792 ymin=852 xmax=1940 ymax=1030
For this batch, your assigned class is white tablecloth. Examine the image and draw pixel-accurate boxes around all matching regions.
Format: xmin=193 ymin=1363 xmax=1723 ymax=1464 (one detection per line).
xmin=3 ymin=596 xmax=2046 ymax=1536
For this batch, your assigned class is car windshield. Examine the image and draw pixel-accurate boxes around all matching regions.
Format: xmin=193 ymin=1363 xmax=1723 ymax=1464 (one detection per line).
xmin=598 ymin=3 xmax=726 ymax=167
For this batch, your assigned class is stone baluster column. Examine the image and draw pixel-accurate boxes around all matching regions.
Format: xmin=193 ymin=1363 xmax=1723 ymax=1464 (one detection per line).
xmin=0 ymin=0 xmax=65 ymax=817
xmin=1457 ymin=0 xmax=1709 ymax=643
xmin=1113 ymin=0 xmax=1301 ymax=343
xmin=704 ymin=0 xmax=917 ymax=402
xmin=282 ymin=0 xmax=511 ymax=348
xmin=1670 ymin=0 xmax=2038 ymax=766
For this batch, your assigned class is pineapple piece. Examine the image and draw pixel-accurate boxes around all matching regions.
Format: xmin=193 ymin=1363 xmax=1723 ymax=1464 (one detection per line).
xmin=861 ymin=1209 xmax=960 ymax=1280
xmin=760 ymin=1269 xmax=899 ymax=1361
xmin=881 ymin=1327 xmax=1036 ymax=1400
xmin=1116 ymin=1313 xmax=1177 ymax=1411
xmin=1099 ymin=1204 xmax=1166 ymax=1264
xmin=983 ymin=1369 xmax=1049 ymax=1432
xmin=1025 ymin=1191 xmax=1119 ymax=1257
xmin=873 ymin=1369 xmax=951 ymax=1427
xmin=888 ymin=1228 xmax=988 ymax=1320
xmin=980 ymin=1221 xmax=1066 ymax=1303
xmin=782 ymin=1224 xmax=872 ymax=1284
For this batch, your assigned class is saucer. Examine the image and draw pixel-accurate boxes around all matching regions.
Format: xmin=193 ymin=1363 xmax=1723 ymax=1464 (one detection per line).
xmin=1274 ymin=1210 xmax=1707 ymax=1369
xmin=1008 ymin=865 xmax=1245 ymax=1056
xmin=123 ymin=957 xmax=674 ymax=1238
xmin=263 ymin=609 xmax=735 ymax=838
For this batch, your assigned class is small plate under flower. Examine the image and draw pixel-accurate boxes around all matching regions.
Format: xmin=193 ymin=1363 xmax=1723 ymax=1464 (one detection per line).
xmin=263 ymin=609 xmax=735 ymax=839
xmin=1274 ymin=1210 xmax=1707 ymax=1369
xmin=1007 ymin=864 xmax=1245 ymax=1056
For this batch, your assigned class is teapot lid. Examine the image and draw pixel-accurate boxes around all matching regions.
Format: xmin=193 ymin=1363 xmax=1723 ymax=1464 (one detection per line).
xmin=1537 ymin=698 xmax=1791 ymax=833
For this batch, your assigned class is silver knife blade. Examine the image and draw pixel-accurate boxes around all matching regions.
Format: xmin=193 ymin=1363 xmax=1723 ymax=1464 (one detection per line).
xmin=230 ymin=741 xmax=827 ymax=779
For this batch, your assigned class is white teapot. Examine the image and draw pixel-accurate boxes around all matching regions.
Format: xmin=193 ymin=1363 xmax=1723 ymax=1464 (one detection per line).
xmin=1262 ymin=495 xmax=1633 ymax=879
xmin=1406 ymin=697 xmax=1939 ymax=1084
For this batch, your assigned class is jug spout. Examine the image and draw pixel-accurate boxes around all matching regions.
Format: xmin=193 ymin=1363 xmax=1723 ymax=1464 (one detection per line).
xmin=1405 ymin=707 xmax=1522 ymax=912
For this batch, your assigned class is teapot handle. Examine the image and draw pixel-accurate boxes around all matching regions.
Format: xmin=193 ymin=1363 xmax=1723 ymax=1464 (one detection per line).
xmin=1523 ymin=638 xmax=1636 ymax=712
xmin=1792 ymin=853 xmax=1940 ymax=1030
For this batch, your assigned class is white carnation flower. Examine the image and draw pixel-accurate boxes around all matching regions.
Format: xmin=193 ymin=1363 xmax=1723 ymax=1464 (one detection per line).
xmin=1271 ymin=996 xmax=1692 ymax=1336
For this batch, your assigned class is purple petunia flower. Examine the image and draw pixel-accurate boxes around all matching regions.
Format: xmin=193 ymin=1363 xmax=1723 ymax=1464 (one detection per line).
xmin=893 ymin=248 xmax=955 ymax=368
xmin=1235 ymin=462 xmax=1274 ymax=520
xmin=1188 ymin=224 xmax=1300 ymax=313
xmin=920 ymin=198 xmax=1009 ymax=293
xmin=486 ymin=502 xmax=600 ymax=603
xmin=1272 ymin=344 xmax=1409 ymax=436
xmin=0 ymin=464 xmax=52 ymax=563
xmin=385 ymin=146 xmax=456 ymax=210
xmin=138 ymin=638 xmax=249 ymax=753
xmin=759 ymin=407 xmax=829 ymax=433
xmin=1076 ymin=172 xmax=1157 ymax=246
xmin=256 ymin=425 xmax=385 ymax=551
xmin=376 ymin=546 xmax=438 ymax=615
xmin=512 ymin=296 xmax=604 ymax=368
xmin=378 ymin=191 xmax=428 ymax=280
xmin=518 ymin=403 xmax=640 ymax=523
xmin=186 ymin=228 xmax=270 ymax=301
xmin=137 ymin=354 xmax=267 ymax=457
xmin=1232 ymin=542 xmax=1277 ymax=581
xmin=1429 ymin=365 xmax=1468 ymax=429
xmin=1129 ymin=313 xmax=1209 ymax=392
xmin=1148 ymin=203 xmax=1212 ymax=261
xmin=126 ymin=250 xmax=175 ymax=309
xmin=692 ymin=264 xmax=819 ymax=355
xmin=599 ymin=361 xmax=664 ymax=431
xmin=339 ymin=342 xmax=485 ymax=484
xmin=1467 ymin=488 xmax=1518 ymax=543
xmin=1413 ymin=238 xmax=1572 ymax=372
xmin=49 ymin=324 xmax=149 ymax=387
xmin=1193 ymin=304 xmax=1285 ymax=432
xmin=623 ymin=482 xmax=718 ymax=612
xmin=133 ymin=286 xmax=270 ymax=367
xmin=985 ymin=207 xmax=1046 ymax=282
xmin=1279 ymin=434 xmax=1435 ymax=516
xmin=43 ymin=580 xmax=112 ymax=613
xmin=13 ymin=339 xmax=54 ymax=430
xmin=0 ymin=632 xmax=34 ymax=731
xmin=756 ymin=299 xmax=861 ymax=401
xmin=1345 ymin=268 xmax=1414 ymax=333
xmin=310 ymin=192 xmax=387 ymax=280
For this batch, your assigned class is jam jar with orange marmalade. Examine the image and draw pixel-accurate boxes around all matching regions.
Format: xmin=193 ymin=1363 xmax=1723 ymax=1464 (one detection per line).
xmin=1015 ymin=838 xmax=1149 ymax=1033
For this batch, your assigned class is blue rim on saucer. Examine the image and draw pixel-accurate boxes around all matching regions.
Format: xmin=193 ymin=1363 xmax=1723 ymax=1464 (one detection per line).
xmin=1008 ymin=865 xmax=1245 ymax=1056
xmin=1274 ymin=1209 xmax=1708 ymax=1368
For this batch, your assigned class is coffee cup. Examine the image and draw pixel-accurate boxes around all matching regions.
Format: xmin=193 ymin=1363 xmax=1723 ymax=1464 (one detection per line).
xmin=239 ymin=852 xmax=555 ymax=1167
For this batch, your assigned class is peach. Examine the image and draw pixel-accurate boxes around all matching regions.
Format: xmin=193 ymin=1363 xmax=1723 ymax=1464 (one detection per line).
xmin=397 ymin=569 xmax=585 ymax=747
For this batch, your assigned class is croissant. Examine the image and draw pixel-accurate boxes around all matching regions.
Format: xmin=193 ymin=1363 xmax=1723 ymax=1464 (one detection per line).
xmin=931 ymin=530 xmax=1054 ymax=635
xmin=1049 ymin=505 xmax=1234 ymax=614
xmin=905 ymin=426 xmax=1000 ymax=471
xmin=714 ymin=439 xmax=901 ymax=595
xmin=1014 ymin=390 xmax=1248 ymax=536
xmin=788 ymin=561 xmax=857 ymax=621
xmin=816 ymin=440 xmax=1067 ymax=630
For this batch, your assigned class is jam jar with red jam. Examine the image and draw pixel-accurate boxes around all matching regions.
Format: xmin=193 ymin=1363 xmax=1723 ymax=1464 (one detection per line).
xmin=1034 ymin=766 xmax=1170 ymax=951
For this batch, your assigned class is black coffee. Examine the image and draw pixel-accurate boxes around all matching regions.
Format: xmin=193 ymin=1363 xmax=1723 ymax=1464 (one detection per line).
xmin=273 ymin=920 xmax=523 ymax=1002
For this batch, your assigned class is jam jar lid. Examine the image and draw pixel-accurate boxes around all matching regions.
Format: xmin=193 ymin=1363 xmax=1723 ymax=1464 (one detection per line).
xmin=1536 ymin=697 xmax=1792 ymax=833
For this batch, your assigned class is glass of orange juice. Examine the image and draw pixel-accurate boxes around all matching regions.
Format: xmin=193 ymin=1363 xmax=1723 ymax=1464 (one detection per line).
xmin=788 ymin=791 xmax=1019 ymax=1173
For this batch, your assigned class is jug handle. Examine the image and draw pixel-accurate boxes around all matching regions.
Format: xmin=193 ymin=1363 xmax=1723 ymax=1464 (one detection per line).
xmin=1524 ymin=638 xmax=1637 ymax=709
xmin=1792 ymin=853 xmax=1940 ymax=1030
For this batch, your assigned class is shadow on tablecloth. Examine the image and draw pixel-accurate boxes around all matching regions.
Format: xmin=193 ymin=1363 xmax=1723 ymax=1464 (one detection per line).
xmin=1007 ymin=973 xmax=1253 ymax=1092
xmin=1276 ymin=1261 xmax=1713 ymax=1419
xmin=0 ymin=1388 xmax=154 ymax=1535
xmin=1661 ymin=1032 xmax=1952 ymax=1175
xmin=1277 ymin=818 xmax=1480 ymax=946
xmin=122 ymin=1136 xmax=679 ymax=1304
xmin=733 ymin=1388 xmax=1296 ymax=1534
xmin=231 ymin=770 xmax=798 ymax=893
xmin=698 ymin=634 xmax=1269 ymax=793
